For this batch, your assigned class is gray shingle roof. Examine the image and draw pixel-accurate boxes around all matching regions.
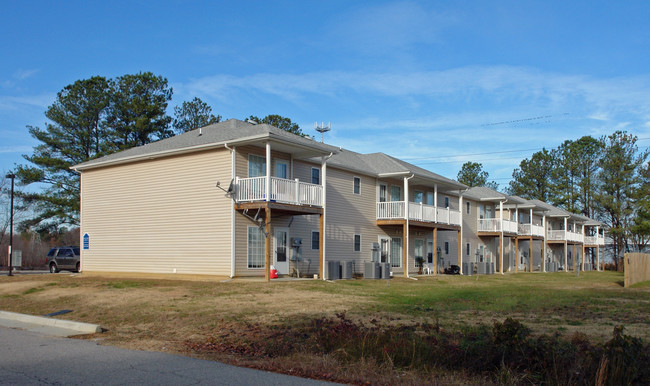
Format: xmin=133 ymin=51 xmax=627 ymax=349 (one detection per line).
xmin=73 ymin=119 xmax=334 ymax=170
xmin=463 ymin=186 xmax=508 ymax=201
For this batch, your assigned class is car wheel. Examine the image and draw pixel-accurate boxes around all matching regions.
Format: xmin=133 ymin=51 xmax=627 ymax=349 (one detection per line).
xmin=75 ymin=262 xmax=80 ymax=273
xmin=49 ymin=263 xmax=58 ymax=273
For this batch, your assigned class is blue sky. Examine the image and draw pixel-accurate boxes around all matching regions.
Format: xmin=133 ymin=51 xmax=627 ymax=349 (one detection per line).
xmin=2 ymin=0 xmax=650 ymax=189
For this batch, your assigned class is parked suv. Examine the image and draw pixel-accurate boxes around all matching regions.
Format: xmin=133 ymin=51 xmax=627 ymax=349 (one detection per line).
xmin=46 ymin=246 xmax=81 ymax=273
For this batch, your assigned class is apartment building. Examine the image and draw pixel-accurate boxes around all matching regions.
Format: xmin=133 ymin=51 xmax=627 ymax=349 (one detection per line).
xmin=73 ymin=119 xmax=605 ymax=279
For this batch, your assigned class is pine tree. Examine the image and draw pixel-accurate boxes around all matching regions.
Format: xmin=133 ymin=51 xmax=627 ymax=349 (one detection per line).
xmin=15 ymin=76 xmax=112 ymax=232
xmin=106 ymin=72 xmax=173 ymax=150
xmin=173 ymin=97 xmax=221 ymax=133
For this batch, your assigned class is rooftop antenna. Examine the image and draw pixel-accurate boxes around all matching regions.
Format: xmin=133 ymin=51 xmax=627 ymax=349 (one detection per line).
xmin=314 ymin=121 xmax=331 ymax=143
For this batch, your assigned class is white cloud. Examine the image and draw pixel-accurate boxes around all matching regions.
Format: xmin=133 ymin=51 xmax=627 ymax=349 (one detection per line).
xmin=0 ymin=93 xmax=54 ymax=111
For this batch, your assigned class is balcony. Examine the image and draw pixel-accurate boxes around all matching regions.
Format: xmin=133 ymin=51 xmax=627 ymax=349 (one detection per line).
xmin=548 ymin=230 xmax=583 ymax=243
xmin=235 ymin=176 xmax=323 ymax=207
xmin=584 ymin=234 xmax=605 ymax=245
xmin=478 ymin=218 xmax=518 ymax=234
xmin=376 ymin=201 xmax=461 ymax=226
xmin=518 ymin=223 xmax=545 ymax=237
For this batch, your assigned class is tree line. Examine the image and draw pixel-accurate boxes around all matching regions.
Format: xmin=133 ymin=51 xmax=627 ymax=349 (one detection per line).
xmin=458 ymin=133 xmax=649 ymax=268
xmin=3 ymin=72 xmax=303 ymax=239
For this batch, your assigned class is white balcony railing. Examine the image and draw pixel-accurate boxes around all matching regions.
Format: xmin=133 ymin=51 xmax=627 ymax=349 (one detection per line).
xmin=235 ymin=176 xmax=323 ymax=207
xmin=518 ymin=223 xmax=545 ymax=237
xmin=584 ymin=235 xmax=605 ymax=245
xmin=377 ymin=201 xmax=461 ymax=226
xmin=478 ymin=218 xmax=518 ymax=233
xmin=548 ymin=230 xmax=584 ymax=243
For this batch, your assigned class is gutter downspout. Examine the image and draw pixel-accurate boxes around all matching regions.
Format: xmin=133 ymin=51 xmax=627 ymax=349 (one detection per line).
xmin=224 ymin=143 xmax=237 ymax=278
xmin=499 ymin=200 xmax=505 ymax=274
xmin=404 ymin=174 xmax=414 ymax=278
xmin=321 ymin=152 xmax=333 ymax=281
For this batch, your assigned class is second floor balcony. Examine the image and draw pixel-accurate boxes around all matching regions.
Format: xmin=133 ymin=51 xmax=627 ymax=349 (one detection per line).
xmin=235 ymin=176 xmax=323 ymax=207
xmin=376 ymin=201 xmax=461 ymax=226
xmin=478 ymin=218 xmax=518 ymax=234
xmin=584 ymin=234 xmax=605 ymax=245
xmin=548 ymin=230 xmax=583 ymax=243
xmin=518 ymin=223 xmax=545 ymax=237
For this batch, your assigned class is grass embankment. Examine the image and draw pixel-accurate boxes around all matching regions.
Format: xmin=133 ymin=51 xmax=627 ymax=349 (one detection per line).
xmin=1 ymin=271 xmax=648 ymax=384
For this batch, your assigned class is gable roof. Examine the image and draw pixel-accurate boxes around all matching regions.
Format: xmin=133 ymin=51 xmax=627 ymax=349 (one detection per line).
xmin=316 ymin=149 xmax=466 ymax=191
xmin=72 ymin=119 xmax=335 ymax=171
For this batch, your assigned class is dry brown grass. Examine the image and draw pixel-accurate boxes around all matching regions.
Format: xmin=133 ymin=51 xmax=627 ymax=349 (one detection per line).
xmin=1 ymin=271 xmax=648 ymax=384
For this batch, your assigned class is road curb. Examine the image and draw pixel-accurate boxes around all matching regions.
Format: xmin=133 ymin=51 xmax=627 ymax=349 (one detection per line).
xmin=0 ymin=311 xmax=102 ymax=334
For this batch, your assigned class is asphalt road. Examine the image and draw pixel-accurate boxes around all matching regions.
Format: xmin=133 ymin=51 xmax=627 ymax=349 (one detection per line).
xmin=0 ymin=326 xmax=336 ymax=385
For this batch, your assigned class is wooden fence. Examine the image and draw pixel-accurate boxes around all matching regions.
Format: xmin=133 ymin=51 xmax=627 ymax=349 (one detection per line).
xmin=624 ymin=253 xmax=650 ymax=287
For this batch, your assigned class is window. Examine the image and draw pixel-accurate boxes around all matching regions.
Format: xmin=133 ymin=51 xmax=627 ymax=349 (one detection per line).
xmin=426 ymin=191 xmax=434 ymax=205
xmin=391 ymin=237 xmax=402 ymax=267
xmin=311 ymin=231 xmax=320 ymax=250
xmin=444 ymin=242 xmax=449 ymax=255
xmin=47 ymin=248 xmax=56 ymax=257
xmin=311 ymin=168 xmax=320 ymax=184
xmin=414 ymin=190 xmax=423 ymax=204
xmin=390 ymin=186 xmax=401 ymax=201
xmin=353 ymin=177 xmax=361 ymax=194
xmin=414 ymin=239 xmax=424 ymax=265
xmin=354 ymin=234 xmax=361 ymax=252
xmin=466 ymin=243 xmax=470 ymax=256
xmin=275 ymin=160 xmax=288 ymax=179
xmin=444 ymin=196 xmax=449 ymax=208
xmin=247 ymin=227 xmax=265 ymax=269
xmin=379 ymin=184 xmax=387 ymax=202
xmin=466 ymin=201 xmax=470 ymax=214
xmin=248 ymin=154 xmax=266 ymax=177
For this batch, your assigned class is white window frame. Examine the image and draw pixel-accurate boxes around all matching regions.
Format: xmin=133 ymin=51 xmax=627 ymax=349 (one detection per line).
xmin=391 ymin=237 xmax=402 ymax=268
xmin=311 ymin=167 xmax=320 ymax=184
xmin=247 ymin=226 xmax=265 ymax=269
xmin=354 ymin=234 xmax=361 ymax=252
xmin=414 ymin=190 xmax=424 ymax=204
xmin=390 ymin=185 xmax=401 ymax=202
xmin=311 ymin=230 xmax=320 ymax=250
xmin=378 ymin=183 xmax=387 ymax=202
xmin=353 ymin=176 xmax=361 ymax=195
xmin=274 ymin=159 xmax=289 ymax=179
xmin=248 ymin=154 xmax=266 ymax=178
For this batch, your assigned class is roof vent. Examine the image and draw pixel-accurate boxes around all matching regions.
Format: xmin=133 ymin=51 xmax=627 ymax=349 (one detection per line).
xmin=246 ymin=119 xmax=258 ymax=125
xmin=198 ymin=128 xmax=202 ymax=136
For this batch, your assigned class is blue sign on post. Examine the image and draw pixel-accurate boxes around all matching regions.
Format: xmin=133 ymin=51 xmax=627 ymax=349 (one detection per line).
xmin=83 ymin=233 xmax=90 ymax=250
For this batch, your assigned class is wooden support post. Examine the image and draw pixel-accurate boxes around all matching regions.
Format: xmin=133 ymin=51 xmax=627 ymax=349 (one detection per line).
xmin=597 ymin=246 xmax=600 ymax=271
xmin=319 ymin=213 xmax=324 ymax=279
xmin=433 ymin=228 xmax=438 ymax=275
xmin=402 ymin=222 xmax=409 ymax=277
xmin=529 ymin=236 xmax=533 ymax=272
xmin=564 ymin=241 xmax=568 ymax=272
xmin=265 ymin=207 xmax=271 ymax=282
xmin=515 ymin=237 xmax=519 ymax=273
xmin=581 ymin=245 xmax=585 ymax=271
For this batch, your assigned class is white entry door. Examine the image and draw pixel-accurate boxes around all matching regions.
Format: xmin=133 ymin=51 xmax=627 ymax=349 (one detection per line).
xmin=274 ymin=228 xmax=289 ymax=274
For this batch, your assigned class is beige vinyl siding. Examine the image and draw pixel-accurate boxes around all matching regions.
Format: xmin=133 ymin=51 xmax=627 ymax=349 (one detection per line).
xmin=81 ymin=149 xmax=232 ymax=275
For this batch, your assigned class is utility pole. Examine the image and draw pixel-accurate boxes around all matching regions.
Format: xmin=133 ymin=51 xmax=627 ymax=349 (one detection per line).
xmin=5 ymin=172 xmax=15 ymax=276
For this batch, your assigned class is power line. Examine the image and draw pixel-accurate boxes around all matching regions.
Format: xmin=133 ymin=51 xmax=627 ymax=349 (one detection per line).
xmin=401 ymin=147 xmax=543 ymax=161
